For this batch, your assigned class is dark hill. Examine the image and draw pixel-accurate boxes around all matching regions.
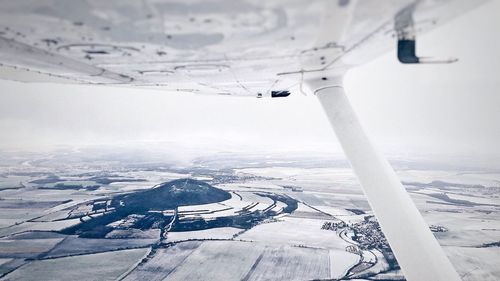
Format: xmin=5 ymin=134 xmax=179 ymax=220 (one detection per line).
xmin=62 ymin=179 xmax=231 ymax=238
xmin=111 ymin=178 xmax=231 ymax=212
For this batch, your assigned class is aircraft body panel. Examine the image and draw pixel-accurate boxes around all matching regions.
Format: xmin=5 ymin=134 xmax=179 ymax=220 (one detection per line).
xmin=0 ymin=0 xmax=483 ymax=96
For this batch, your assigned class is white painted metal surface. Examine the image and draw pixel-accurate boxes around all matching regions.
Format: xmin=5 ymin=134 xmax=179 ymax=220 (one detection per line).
xmin=0 ymin=0 xmax=483 ymax=96
xmin=313 ymin=77 xmax=461 ymax=281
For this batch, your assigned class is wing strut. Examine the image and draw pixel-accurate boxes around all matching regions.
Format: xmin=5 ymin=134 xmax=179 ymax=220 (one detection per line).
xmin=304 ymin=75 xmax=461 ymax=281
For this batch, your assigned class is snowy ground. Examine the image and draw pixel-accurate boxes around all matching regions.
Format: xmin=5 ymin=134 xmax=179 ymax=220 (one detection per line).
xmin=0 ymin=150 xmax=498 ymax=280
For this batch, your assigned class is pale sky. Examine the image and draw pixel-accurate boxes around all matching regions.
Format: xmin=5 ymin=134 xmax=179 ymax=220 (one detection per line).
xmin=0 ymin=1 xmax=499 ymax=162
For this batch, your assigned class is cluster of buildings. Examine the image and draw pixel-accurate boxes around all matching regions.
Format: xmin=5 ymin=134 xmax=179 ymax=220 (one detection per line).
xmin=321 ymin=221 xmax=348 ymax=231
xmin=350 ymin=217 xmax=390 ymax=251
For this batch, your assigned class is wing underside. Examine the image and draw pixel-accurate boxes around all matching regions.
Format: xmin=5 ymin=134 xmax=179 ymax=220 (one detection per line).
xmin=0 ymin=0 xmax=484 ymax=96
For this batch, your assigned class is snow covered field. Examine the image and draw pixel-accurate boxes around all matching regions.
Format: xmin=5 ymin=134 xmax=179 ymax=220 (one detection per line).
xmin=0 ymin=150 xmax=498 ymax=280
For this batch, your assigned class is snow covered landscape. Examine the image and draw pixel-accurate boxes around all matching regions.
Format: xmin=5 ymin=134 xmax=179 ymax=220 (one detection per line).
xmin=0 ymin=148 xmax=498 ymax=281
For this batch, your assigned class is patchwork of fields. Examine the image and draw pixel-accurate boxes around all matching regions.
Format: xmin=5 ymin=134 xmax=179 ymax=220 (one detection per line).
xmin=0 ymin=151 xmax=498 ymax=280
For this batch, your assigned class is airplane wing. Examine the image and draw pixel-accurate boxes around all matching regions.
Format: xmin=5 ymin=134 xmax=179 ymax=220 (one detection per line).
xmin=0 ymin=0 xmax=483 ymax=97
xmin=0 ymin=1 xmax=487 ymax=281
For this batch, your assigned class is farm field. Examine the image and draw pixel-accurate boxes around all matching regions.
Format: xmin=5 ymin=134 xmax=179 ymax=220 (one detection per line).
xmin=2 ymin=248 xmax=148 ymax=281
xmin=0 ymin=150 xmax=498 ymax=280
